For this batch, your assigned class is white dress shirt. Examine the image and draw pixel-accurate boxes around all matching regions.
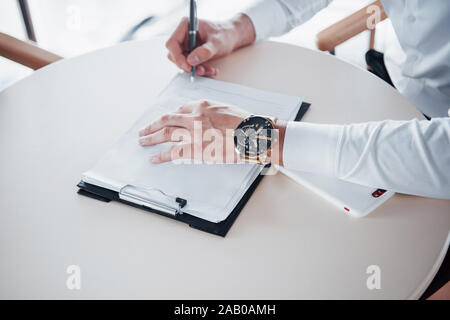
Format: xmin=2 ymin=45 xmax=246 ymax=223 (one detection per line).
xmin=243 ymin=0 xmax=450 ymax=199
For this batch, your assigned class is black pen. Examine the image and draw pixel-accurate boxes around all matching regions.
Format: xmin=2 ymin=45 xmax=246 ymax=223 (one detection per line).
xmin=189 ymin=0 xmax=198 ymax=81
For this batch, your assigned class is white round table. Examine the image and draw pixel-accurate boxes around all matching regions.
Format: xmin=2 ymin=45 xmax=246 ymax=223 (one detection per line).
xmin=0 ymin=38 xmax=448 ymax=299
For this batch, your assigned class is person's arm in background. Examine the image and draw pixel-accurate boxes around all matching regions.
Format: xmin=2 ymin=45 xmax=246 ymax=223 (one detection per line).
xmin=242 ymin=0 xmax=332 ymax=40
xmin=140 ymin=101 xmax=450 ymax=200
xmin=283 ymin=118 xmax=450 ymax=199
xmin=244 ymin=1 xmax=450 ymax=199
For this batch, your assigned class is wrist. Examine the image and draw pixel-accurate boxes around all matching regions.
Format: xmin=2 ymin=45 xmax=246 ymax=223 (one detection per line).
xmin=272 ymin=120 xmax=286 ymax=166
xmin=230 ymin=13 xmax=256 ymax=50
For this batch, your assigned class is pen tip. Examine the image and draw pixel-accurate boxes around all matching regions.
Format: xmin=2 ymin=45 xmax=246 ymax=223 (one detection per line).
xmin=190 ymin=75 xmax=195 ymax=83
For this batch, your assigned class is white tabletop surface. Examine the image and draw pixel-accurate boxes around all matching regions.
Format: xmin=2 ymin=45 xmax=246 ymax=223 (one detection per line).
xmin=0 ymin=38 xmax=449 ymax=299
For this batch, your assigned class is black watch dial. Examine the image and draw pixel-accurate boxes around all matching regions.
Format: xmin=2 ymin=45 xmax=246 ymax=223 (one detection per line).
xmin=234 ymin=116 xmax=274 ymax=158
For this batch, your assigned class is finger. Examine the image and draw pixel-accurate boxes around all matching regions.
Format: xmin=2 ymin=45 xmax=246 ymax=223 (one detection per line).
xmin=167 ymin=52 xmax=175 ymax=63
xmin=194 ymin=65 xmax=217 ymax=77
xmin=150 ymin=143 xmax=192 ymax=164
xmin=139 ymin=113 xmax=187 ymax=137
xmin=176 ymin=99 xmax=211 ymax=113
xmin=167 ymin=52 xmax=185 ymax=71
xmin=203 ymin=65 xmax=217 ymax=77
xmin=166 ymin=42 xmax=191 ymax=72
xmin=187 ymin=41 xmax=218 ymax=66
xmin=196 ymin=65 xmax=206 ymax=76
xmin=139 ymin=127 xmax=183 ymax=146
xmin=165 ymin=18 xmax=191 ymax=72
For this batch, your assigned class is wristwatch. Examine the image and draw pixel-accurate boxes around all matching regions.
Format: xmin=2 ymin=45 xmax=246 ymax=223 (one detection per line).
xmin=234 ymin=115 xmax=278 ymax=164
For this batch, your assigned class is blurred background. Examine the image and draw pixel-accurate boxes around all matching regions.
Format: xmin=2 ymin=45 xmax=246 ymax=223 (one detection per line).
xmin=0 ymin=0 xmax=402 ymax=91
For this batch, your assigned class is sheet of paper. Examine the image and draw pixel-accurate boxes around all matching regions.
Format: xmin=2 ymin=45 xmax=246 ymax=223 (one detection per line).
xmin=82 ymin=74 xmax=303 ymax=222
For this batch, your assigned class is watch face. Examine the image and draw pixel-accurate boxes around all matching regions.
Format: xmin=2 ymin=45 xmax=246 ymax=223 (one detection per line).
xmin=234 ymin=116 xmax=274 ymax=158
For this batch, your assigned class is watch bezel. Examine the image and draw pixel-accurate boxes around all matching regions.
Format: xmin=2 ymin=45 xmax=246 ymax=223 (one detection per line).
xmin=234 ymin=116 xmax=276 ymax=164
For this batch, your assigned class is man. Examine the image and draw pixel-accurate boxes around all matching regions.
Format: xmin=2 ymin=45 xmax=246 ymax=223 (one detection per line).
xmin=139 ymin=0 xmax=450 ymax=199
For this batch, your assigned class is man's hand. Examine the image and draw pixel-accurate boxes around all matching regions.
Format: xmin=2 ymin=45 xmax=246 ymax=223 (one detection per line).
xmin=165 ymin=14 xmax=256 ymax=77
xmin=139 ymin=100 xmax=250 ymax=164
xmin=138 ymin=100 xmax=287 ymax=165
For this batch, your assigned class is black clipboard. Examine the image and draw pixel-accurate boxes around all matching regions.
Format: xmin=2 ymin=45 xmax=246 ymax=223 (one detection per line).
xmin=77 ymin=102 xmax=311 ymax=237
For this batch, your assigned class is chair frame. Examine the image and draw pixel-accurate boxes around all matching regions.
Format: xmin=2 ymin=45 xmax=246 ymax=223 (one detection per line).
xmin=0 ymin=0 xmax=61 ymax=70
xmin=0 ymin=32 xmax=62 ymax=70
xmin=316 ymin=0 xmax=387 ymax=53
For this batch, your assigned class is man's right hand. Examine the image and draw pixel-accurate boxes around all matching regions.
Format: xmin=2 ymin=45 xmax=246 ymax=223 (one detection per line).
xmin=165 ymin=14 xmax=256 ymax=77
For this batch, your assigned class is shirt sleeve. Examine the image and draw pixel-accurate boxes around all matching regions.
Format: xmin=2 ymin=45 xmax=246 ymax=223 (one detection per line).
xmin=282 ymin=118 xmax=450 ymax=199
xmin=242 ymin=0 xmax=333 ymax=41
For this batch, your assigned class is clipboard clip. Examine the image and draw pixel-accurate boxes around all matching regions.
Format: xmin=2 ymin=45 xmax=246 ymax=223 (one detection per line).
xmin=119 ymin=185 xmax=187 ymax=216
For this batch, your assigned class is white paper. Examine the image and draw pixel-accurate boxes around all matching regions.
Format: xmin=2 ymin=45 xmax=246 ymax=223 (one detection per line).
xmin=82 ymin=74 xmax=303 ymax=222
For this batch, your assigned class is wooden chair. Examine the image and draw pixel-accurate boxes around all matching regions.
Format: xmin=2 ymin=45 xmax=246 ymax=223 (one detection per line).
xmin=0 ymin=32 xmax=62 ymax=70
xmin=1 ymin=0 xmax=61 ymax=70
xmin=316 ymin=0 xmax=387 ymax=55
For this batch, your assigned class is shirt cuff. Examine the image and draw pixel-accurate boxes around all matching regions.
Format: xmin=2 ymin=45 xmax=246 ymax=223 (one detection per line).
xmin=283 ymin=122 xmax=344 ymax=176
xmin=242 ymin=0 xmax=289 ymax=41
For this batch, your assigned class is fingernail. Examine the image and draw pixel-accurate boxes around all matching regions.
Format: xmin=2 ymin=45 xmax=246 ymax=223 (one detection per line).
xmin=182 ymin=63 xmax=189 ymax=72
xmin=139 ymin=139 xmax=145 ymax=145
xmin=187 ymin=55 xmax=199 ymax=65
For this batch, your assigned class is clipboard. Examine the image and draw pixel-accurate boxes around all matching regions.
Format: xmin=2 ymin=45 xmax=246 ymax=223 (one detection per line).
xmin=77 ymin=102 xmax=311 ymax=237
